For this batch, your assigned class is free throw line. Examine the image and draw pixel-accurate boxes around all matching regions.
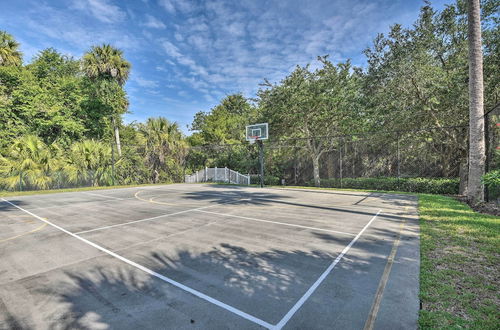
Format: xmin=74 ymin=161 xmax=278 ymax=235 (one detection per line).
xmin=195 ymin=209 xmax=356 ymax=236
xmin=0 ymin=198 xmax=274 ymax=329
xmin=82 ymin=191 xmax=124 ymax=200
xmin=274 ymin=209 xmax=382 ymax=330
xmin=75 ymin=198 xmax=249 ymax=234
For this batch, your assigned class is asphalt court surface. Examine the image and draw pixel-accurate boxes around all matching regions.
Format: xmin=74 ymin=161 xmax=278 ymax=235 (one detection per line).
xmin=0 ymin=184 xmax=420 ymax=329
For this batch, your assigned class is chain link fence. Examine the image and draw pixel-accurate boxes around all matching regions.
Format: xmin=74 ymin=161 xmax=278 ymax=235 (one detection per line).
xmin=1 ymin=124 xmax=498 ymax=200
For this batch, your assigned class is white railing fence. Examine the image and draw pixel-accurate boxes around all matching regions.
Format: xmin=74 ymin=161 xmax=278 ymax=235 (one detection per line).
xmin=185 ymin=167 xmax=250 ymax=185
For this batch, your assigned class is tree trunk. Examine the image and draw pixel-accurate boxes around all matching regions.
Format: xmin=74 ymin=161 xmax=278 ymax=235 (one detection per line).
xmin=467 ymin=0 xmax=486 ymax=202
xmin=112 ymin=116 xmax=122 ymax=157
xmin=312 ymin=155 xmax=320 ymax=187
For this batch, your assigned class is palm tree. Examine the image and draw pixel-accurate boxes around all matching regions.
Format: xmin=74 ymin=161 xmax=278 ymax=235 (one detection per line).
xmin=82 ymin=44 xmax=131 ymax=156
xmin=64 ymin=140 xmax=113 ymax=187
xmin=0 ymin=135 xmax=59 ymax=190
xmin=0 ymin=31 xmax=22 ymax=66
xmin=467 ymin=0 xmax=486 ymax=202
xmin=139 ymin=117 xmax=187 ymax=183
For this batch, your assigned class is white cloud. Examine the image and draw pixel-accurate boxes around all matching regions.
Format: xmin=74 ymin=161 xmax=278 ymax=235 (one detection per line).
xmin=158 ymin=0 xmax=175 ymax=13
xmin=143 ymin=14 xmax=166 ymax=29
xmin=25 ymin=2 xmax=141 ymax=53
xmin=161 ymin=40 xmax=182 ymax=58
xmin=174 ymin=32 xmax=183 ymax=41
xmin=159 ymin=0 xmax=196 ymax=14
xmin=203 ymin=94 xmax=216 ymax=102
xmin=225 ymin=22 xmax=245 ymax=37
xmin=132 ymin=75 xmax=159 ymax=88
xmin=72 ymin=0 xmax=126 ymax=23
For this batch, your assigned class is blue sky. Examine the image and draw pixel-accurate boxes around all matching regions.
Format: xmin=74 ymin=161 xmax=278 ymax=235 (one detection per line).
xmin=0 ymin=0 xmax=451 ymax=132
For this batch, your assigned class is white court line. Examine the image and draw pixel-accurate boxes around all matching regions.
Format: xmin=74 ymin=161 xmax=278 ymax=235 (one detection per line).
xmin=82 ymin=191 xmax=124 ymax=200
xmin=1 ymin=198 xmax=274 ymax=329
xmin=195 ymin=210 xmax=356 ymax=236
xmin=274 ymin=209 xmax=382 ymax=330
xmin=75 ymin=198 xmax=249 ymax=235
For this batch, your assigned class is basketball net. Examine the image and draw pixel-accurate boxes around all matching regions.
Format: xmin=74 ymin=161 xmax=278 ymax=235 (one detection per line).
xmin=248 ymin=136 xmax=259 ymax=144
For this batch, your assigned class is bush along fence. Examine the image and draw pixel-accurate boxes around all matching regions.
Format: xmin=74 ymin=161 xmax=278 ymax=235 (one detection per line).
xmin=1 ymin=125 xmax=498 ymax=198
xmin=308 ymin=177 xmax=460 ymax=195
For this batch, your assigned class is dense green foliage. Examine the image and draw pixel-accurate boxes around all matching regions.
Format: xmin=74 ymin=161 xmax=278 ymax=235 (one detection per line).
xmin=0 ymin=1 xmax=498 ymax=192
xmin=482 ymin=169 xmax=500 ymax=200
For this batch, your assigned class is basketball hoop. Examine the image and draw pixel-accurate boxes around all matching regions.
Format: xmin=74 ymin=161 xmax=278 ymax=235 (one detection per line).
xmin=246 ymin=123 xmax=268 ymax=143
xmin=245 ymin=123 xmax=268 ymax=188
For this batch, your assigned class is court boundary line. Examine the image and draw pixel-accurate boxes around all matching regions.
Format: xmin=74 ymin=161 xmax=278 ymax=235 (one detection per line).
xmin=1 ymin=198 xmax=274 ymax=329
xmin=195 ymin=209 xmax=357 ymax=236
xmin=363 ymin=209 xmax=407 ymax=330
xmin=274 ymin=209 xmax=382 ymax=329
xmin=82 ymin=191 xmax=124 ymax=200
xmin=75 ymin=198 xmax=249 ymax=235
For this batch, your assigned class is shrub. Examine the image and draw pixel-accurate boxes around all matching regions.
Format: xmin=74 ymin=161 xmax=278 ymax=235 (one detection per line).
xmin=250 ymin=175 xmax=280 ymax=185
xmin=305 ymin=177 xmax=459 ymax=195
xmin=482 ymin=170 xmax=500 ymax=201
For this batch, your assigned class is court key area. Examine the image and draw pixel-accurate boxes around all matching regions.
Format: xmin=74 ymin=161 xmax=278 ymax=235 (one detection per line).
xmin=0 ymin=184 xmax=420 ymax=329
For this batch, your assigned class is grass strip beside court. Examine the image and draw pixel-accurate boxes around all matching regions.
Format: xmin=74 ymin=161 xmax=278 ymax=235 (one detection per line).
xmin=418 ymin=194 xmax=500 ymax=329
xmin=0 ymin=183 xmax=166 ymax=198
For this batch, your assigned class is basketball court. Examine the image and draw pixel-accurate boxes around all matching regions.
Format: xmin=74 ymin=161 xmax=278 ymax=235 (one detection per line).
xmin=0 ymin=184 xmax=419 ymax=329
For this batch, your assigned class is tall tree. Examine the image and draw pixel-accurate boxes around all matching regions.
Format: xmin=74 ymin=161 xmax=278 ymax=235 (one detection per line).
xmin=259 ymin=57 xmax=362 ymax=186
xmin=82 ymin=44 xmax=131 ymax=156
xmin=467 ymin=0 xmax=486 ymax=202
xmin=0 ymin=31 xmax=22 ymax=66
xmin=363 ymin=0 xmax=498 ymax=191
xmin=138 ymin=117 xmax=187 ymax=183
xmin=191 ymin=94 xmax=254 ymax=144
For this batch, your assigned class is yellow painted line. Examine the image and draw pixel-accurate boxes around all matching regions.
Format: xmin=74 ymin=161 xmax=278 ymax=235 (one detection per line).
xmin=134 ymin=190 xmax=149 ymax=202
xmin=363 ymin=206 xmax=409 ymax=330
xmin=149 ymin=197 xmax=177 ymax=206
xmin=0 ymin=222 xmax=47 ymax=243
xmin=134 ymin=190 xmax=175 ymax=206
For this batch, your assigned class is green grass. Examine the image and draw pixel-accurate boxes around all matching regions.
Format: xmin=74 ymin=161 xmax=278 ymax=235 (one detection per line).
xmin=0 ymin=183 xmax=167 ymax=198
xmin=418 ymin=194 xmax=499 ymax=329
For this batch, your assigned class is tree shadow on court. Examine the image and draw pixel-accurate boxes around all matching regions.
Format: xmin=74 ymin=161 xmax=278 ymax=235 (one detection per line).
xmin=0 ymin=308 xmax=28 ymax=330
xmin=181 ymin=187 xmax=416 ymax=221
xmin=28 ymin=243 xmax=347 ymax=329
xmin=181 ymin=188 xmax=291 ymax=206
xmin=0 ymin=200 xmax=29 ymax=212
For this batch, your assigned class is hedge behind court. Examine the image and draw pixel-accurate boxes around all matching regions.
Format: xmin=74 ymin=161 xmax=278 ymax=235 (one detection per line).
xmin=309 ymin=177 xmax=459 ymax=195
